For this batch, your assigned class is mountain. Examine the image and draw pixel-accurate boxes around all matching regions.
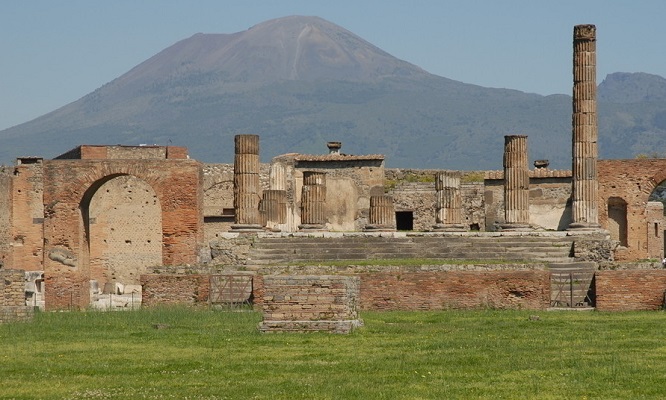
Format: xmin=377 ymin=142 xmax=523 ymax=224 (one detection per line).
xmin=1 ymin=16 xmax=666 ymax=170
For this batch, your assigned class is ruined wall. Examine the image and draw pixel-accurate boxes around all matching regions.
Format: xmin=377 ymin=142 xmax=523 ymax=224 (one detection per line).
xmin=595 ymin=270 xmax=666 ymax=311
xmin=202 ymin=163 xmax=269 ymax=242
xmin=385 ymin=169 xmax=485 ymax=231
xmin=598 ymin=159 xmax=666 ymax=261
xmin=484 ymin=170 xmax=571 ymax=231
xmin=360 ymin=270 xmax=550 ymax=310
xmin=42 ymin=158 xmax=203 ymax=310
xmin=9 ymin=161 xmax=44 ymax=271
xmin=141 ymin=265 xmax=550 ymax=312
xmin=55 ymin=145 xmax=189 ymax=160
xmin=0 ymin=269 xmax=34 ymax=323
xmin=258 ymin=275 xmax=362 ymax=333
xmin=0 ymin=170 xmax=12 ymax=268
xmin=88 ymin=175 xmax=162 ymax=287
xmin=140 ymin=274 xmax=210 ymax=306
xmin=284 ymin=157 xmax=385 ymax=231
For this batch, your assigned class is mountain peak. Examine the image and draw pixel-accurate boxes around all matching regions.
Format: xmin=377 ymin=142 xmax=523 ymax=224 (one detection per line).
xmin=598 ymin=72 xmax=666 ymax=103
xmin=117 ymin=15 xmax=426 ymax=87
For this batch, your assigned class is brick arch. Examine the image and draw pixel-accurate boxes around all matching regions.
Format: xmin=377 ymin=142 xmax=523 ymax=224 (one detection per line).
xmin=42 ymin=158 xmax=203 ymax=310
xmin=81 ymin=174 xmax=163 ymax=289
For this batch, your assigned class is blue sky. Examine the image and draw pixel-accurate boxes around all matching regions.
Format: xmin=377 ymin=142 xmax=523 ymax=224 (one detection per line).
xmin=1 ymin=0 xmax=665 ymax=131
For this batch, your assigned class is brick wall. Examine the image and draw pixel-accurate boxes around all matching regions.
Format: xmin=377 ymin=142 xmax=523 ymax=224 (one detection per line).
xmin=9 ymin=162 xmax=44 ymax=271
xmin=595 ymin=270 xmax=666 ymax=311
xmin=42 ymin=158 xmax=204 ymax=310
xmin=360 ymin=270 xmax=550 ymax=310
xmin=598 ymin=159 xmax=666 ymax=261
xmin=1 ymin=269 xmax=25 ymax=307
xmin=1 ymin=269 xmax=34 ymax=323
xmin=0 ymin=172 xmax=11 ymax=268
xmin=140 ymin=274 xmax=210 ymax=306
xmin=258 ymin=275 xmax=362 ymax=333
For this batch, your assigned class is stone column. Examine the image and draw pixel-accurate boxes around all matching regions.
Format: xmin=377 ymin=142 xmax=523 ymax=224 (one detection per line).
xmin=365 ymin=195 xmax=396 ymax=231
xmin=299 ymin=171 xmax=327 ymax=230
xmin=269 ymin=162 xmax=287 ymax=191
xmin=569 ymin=24 xmax=600 ymax=230
xmin=231 ymin=134 xmax=262 ymax=231
xmin=262 ymin=189 xmax=287 ymax=231
xmin=501 ymin=135 xmax=531 ymax=230
xmin=432 ymin=171 xmax=466 ymax=231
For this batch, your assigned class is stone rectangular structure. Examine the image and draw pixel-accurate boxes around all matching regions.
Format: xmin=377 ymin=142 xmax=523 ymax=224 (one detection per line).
xmin=259 ymin=275 xmax=363 ymax=333
xmin=1 ymin=269 xmax=34 ymax=323
xmin=595 ymin=270 xmax=666 ymax=311
xmin=360 ymin=270 xmax=550 ymax=310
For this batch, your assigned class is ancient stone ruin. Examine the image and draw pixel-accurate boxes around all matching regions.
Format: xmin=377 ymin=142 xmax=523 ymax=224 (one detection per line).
xmin=2 ymin=24 xmax=666 ymax=323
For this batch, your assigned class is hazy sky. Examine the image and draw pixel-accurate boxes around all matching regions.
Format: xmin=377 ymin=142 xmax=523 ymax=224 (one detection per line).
xmin=1 ymin=0 xmax=665 ymax=131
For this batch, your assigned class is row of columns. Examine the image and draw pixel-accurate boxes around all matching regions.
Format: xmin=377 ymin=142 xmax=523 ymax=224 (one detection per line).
xmin=230 ymin=132 xmax=533 ymax=233
xmin=231 ymin=24 xmax=600 ymax=233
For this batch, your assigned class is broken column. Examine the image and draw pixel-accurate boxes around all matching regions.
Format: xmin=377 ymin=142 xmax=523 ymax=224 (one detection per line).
xmin=262 ymin=189 xmax=287 ymax=231
xmin=501 ymin=135 xmax=531 ymax=230
xmin=365 ymin=195 xmax=396 ymax=231
xmin=299 ymin=171 xmax=327 ymax=230
xmin=432 ymin=171 xmax=466 ymax=231
xmin=231 ymin=134 xmax=262 ymax=231
xmin=569 ymin=24 xmax=601 ymax=230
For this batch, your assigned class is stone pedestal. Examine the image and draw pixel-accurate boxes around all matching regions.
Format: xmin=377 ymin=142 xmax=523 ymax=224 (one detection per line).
xmin=569 ymin=24 xmax=601 ymax=230
xmin=231 ymin=135 xmax=262 ymax=231
xmin=501 ymin=135 xmax=531 ymax=230
xmin=432 ymin=171 xmax=466 ymax=231
xmin=299 ymin=172 xmax=327 ymax=230
xmin=258 ymin=275 xmax=363 ymax=334
xmin=365 ymin=195 xmax=396 ymax=231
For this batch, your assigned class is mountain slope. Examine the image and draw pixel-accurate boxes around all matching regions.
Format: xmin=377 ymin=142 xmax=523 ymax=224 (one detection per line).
xmin=1 ymin=16 xmax=665 ymax=170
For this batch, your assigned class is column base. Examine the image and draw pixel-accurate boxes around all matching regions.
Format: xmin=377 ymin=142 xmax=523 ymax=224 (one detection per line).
xmin=431 ymin=223 xmax=467 ymax=232
xmin=364 ymin=224 xmax=396 ymax=232
xmin=498 ymin=223 xmax=533 ymax=231
xmin=298 ymin=224 xmax=327 ymax=231
xmin=567 ymin=222 xmax=601 ymax=231
xmin=230 ymin=224 xmax=263 ymax=232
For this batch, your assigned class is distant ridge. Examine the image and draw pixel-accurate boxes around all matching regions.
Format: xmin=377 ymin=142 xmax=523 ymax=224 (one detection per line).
xmin=1 ymin=16 xmax=666 ymax=169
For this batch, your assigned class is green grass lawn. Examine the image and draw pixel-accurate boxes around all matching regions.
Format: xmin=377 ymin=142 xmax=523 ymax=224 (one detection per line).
xmin=1 ymin=308 xmax=666 ymax=399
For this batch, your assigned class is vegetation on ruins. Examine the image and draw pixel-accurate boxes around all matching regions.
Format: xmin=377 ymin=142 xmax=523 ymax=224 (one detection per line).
xmin=1 ymin=308 xmax=665 ymax=399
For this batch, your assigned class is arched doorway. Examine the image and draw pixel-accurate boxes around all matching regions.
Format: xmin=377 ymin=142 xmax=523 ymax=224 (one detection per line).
xmin=648 ymin=181 xmax=666 ymax=258
xmin=607 ymin=197 xmax=628 ymax=247
xmin=86 ymin=175 xmax=162 ymax=290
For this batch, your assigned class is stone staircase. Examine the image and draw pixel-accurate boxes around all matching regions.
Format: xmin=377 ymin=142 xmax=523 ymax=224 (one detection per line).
xmin=247 ymin=234 xmax=575 ymax=265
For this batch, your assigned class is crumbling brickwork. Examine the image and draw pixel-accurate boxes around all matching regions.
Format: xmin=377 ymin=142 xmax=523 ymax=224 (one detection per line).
xmin=258 ymin=275 xmax=362 ymax=333
xmin=595 ymin=270 xmax=666 ymax=311
xmin=140 ymin=274 xmax=210 ymax=306
xmin=8 ymin=159 xmax=44 ymax=271
xmin=598 ymin=159 xmax=666 ymax=261
xmin=1 ymin=269 xmax=34 ymax=323
xmin=360 ymin=270 xmax=550 ymax=310
xmin=41 ymin=150 xmax=204 ymax=310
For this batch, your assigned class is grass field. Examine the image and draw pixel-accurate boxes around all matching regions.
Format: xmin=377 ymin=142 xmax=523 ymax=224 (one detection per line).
xmin=1 ymin=308 xmax=666 ymax=399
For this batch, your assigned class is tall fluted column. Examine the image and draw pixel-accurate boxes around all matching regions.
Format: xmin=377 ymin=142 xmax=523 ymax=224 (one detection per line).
xmin=231 ymin=134 xmax=262 ymax=231
xmin=432 ymin=171 xmax=466 ymax=231
xmin=501 ymin=135 xmax=531 ymax=230
xmin=365 ymin=195 xmax=396 ymax=231
xmin=569 ymin=24 xmax=600 ymax=230
xmin=299 ymin=171 xmax=327 ymax=230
